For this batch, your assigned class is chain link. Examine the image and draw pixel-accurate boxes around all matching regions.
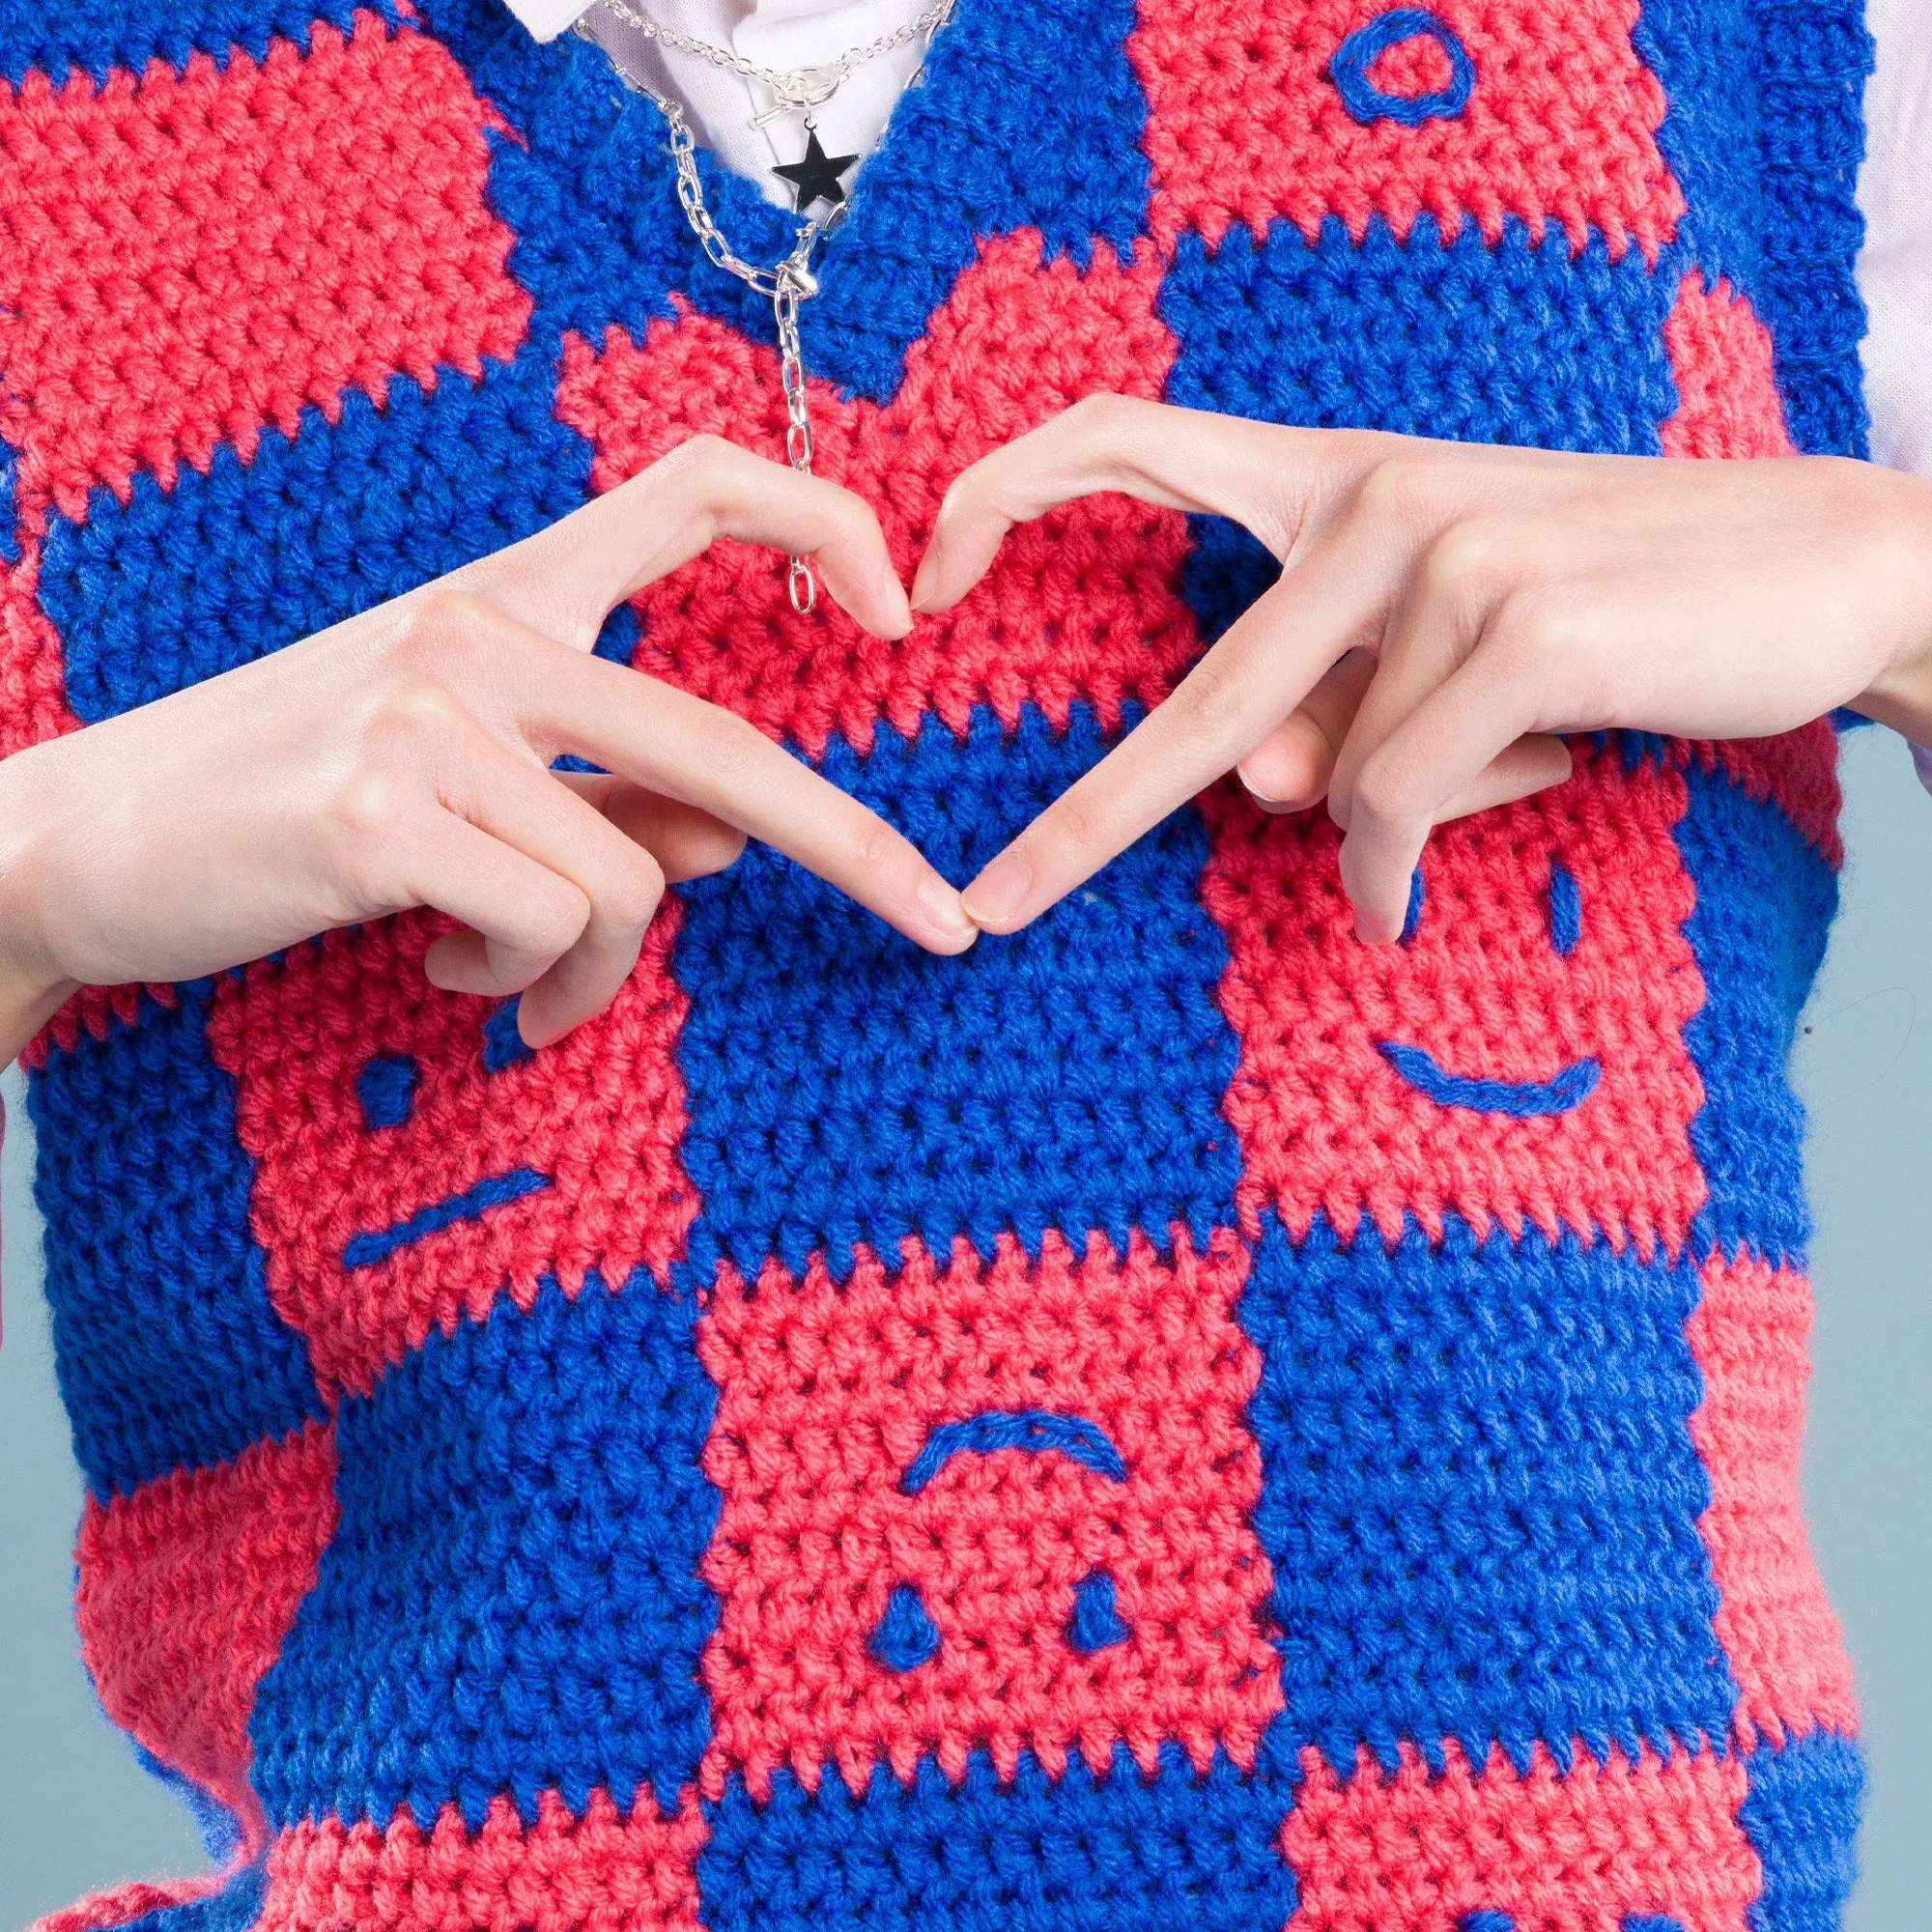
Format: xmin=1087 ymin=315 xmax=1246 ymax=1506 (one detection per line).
xmin=626 ymin=77 xmax=838 ymax=610
xmin=597 ymin=0 xmax=953 ymax=127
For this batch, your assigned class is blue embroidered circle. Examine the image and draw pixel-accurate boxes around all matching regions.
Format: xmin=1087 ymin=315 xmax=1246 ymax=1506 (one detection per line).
xmin=1329 ymin=8 xmax=1476 ymax=127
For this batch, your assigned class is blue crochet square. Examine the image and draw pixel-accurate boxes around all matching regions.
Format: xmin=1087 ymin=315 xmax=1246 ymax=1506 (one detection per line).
xmin=1242 ymin=1211 xmax=1740 ymax=1776
xmin=697 ymin=1747 xmax=1298 ymax=1932
xmin=669 ymin=702 xmax=1243 ymax=1280
xmin=43 ymin=351 xmax=595 ymax=727
xmin=27 ymin=984 xmax=323 ymax=1499
xmin=1159 ymin=215 xmax=1683 ymax=651
xmin=1159 ymin=214 xmax=1680 ymax=455
xmin=0 ymin=0 xmax=396 ymax=85
xmin=1674 ymin=761 xmax=1839 ymax=1267
xmin=1738 ymin=1729 xmax=1865 ymax=1932
xmin=249 ymin=1270 xmax=719 ymax=1831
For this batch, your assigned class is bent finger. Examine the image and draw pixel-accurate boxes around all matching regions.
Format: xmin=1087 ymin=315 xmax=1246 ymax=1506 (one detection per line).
xmin=556 ymin=773 xmax=748 ymax=883
xmin=1236 ymin=649 xmax=1378 ymax=811
xmin=428 ymin=726 xmax=679 ymax=1041
xmin=1337 ymin=644 xmax=1553 ymax=943
xmin=957 ymin=562 xmax=1378 ymax=933
xmin=468 ymin=435 xmax=914 ymax=646
xmin=539 ymin=649 xmax=978 ymax=955
xmin=395 ymin=808 xmax=589 ymax=995
xmin=911 ymin=396 xmax=1377 ymax=612
xmin=1435 ymin=733 xmax=1574 ymax=823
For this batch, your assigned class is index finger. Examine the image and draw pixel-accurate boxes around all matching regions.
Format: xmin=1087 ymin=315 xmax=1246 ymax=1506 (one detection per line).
xmin=460 ymin=435 xmax=916 ymax=648
xmin=910 ymin=394 xmax=1378 ymax=613
xmin=538 ymin=649 xmax=979 ymax=956
xmin=957 ymin=561 xmax=1373 ymax=933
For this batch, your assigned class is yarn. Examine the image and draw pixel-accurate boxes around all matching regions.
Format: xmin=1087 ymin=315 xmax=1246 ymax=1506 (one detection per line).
xmin=1328 ymin=11 xmax=1477 ymax=129
xmin=1 ymin=1 xmax=1871 ymax=1926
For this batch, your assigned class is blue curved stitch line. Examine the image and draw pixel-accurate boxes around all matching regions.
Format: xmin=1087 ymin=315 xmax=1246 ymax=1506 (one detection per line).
xmin=1329 ymin=8 xmax=1476 ymax=128
xmin=482 ymin=997 xmax=535 ymax=1074
xmin=342 ymin=1168 xmax=553 ymax=1271
xmin=1401 ymin=867 xmax=1426 ymax=946
xmin=899 ymin=1409 xmax=1128 ymax=1494
xmin=1378 ymin=1041 xmax=1601 ymax=1118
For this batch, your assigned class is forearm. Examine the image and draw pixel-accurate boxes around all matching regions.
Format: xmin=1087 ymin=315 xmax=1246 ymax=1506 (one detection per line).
xmin=0 ymin=749 xmax=75 ymax=1068
xmin=1843 ymin=464 xmax=1932 ymax=750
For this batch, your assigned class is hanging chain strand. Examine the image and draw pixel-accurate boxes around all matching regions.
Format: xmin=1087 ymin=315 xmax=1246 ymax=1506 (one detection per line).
xmin=773 ymin=270 xmax=818 ymax=612
xmin=642 ymin=84 xmax=835 ymax=611
xmin=581 ymin=0 xmax=956 ymax=611
xmin=597 ymin=0 xmax=953 ymax=128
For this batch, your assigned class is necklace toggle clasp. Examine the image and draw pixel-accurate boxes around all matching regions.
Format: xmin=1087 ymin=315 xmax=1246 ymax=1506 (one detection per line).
xmin=750 ymin=68 xmax=843 ymax=127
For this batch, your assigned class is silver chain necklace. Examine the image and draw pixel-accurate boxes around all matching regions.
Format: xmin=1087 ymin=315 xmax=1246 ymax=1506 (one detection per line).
xmin=596 ymin=0 xmax=954 ymax=129
xmin=580 ymin=0 xmax=955 ymax=612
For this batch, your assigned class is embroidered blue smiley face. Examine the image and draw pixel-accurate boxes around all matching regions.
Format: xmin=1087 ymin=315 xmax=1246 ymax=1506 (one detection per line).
xmin=1376 ymin=861 xmax=1601 ymax=1120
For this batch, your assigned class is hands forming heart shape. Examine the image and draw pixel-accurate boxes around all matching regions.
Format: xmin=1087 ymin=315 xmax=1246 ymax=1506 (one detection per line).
xmin=2 ymin=394 xmax=1929 ymax=1068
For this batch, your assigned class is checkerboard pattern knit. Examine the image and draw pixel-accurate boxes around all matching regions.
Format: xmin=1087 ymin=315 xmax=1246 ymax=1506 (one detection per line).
xmin=0 ymin=2 xmax=1874 ymax=1927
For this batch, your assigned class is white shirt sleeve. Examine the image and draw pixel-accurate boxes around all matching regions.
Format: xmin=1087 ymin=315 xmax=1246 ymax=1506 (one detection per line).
xmin=1860 ymin=0 xmax=1932 ymax=478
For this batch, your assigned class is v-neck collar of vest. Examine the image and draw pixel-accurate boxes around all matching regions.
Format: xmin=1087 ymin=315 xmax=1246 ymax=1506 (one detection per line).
xmin=553 ymin=0 xmax=997 ymax=292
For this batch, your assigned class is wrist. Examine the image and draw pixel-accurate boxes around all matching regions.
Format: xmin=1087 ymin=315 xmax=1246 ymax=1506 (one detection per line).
xmin=0 ymin=747 xmax=77 ymax=1065
xmin=1847 ymin=465 xmax=1932 ymax=749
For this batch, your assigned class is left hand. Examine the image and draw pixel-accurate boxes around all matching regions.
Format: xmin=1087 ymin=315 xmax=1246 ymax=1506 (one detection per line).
xmin=910 ymin=396 xmax=1932 ymax=941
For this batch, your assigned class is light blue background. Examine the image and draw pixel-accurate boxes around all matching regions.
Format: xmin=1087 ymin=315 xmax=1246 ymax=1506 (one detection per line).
xmin=2 ymin=724 xmax=1928 ymax=1930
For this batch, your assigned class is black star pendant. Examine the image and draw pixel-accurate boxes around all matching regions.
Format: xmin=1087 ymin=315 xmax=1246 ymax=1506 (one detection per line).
xmin=773 ymin=127 xmax=860 ymax=213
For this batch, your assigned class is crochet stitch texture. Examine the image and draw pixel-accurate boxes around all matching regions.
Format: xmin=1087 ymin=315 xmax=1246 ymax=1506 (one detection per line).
xmin=0 ymin=0 xmax=1873 ymax=1927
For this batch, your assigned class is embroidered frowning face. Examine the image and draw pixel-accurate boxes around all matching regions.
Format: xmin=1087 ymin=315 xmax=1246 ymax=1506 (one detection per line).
xmin=206 ymin=909 xmax=697 ymax=1399
xmin=1197 ymin=748 xmax=1711 ymax=1256
xmin=693 ymin=1229 xmax=1284 ymax=1802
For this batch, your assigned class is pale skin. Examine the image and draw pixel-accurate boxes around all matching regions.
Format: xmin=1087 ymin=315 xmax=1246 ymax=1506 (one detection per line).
xmin=0 ymin=435 xmax=979 ymax=1067
xmin=6 ymin=399 xmax=1932 ymax=1071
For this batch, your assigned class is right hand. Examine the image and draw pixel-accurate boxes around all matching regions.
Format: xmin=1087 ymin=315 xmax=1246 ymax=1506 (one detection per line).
xmin=0 ymin=437 xmax=978 ymax=1064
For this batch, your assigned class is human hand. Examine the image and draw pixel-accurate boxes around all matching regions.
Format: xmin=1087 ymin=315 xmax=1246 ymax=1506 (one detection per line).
xmin=911 ymin=396 xmax=1932 ymax=942
xmin=0 ymin=437 xmax=977 ymax=1065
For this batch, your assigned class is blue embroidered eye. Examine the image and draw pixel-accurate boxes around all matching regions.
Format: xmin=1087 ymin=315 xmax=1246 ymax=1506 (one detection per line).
xmin=868 ymin=1582 xmax=941 ymax=1671
xmin=1401 ymin=867 xmax=1426 ymax=945
xmin=1330 ymin=7 xmax=1477 ymax=128
xmin=1066 ymin=1571 xmax=1132 ymax=1653
xmin=1548 ymin=861 xmax=1582 ymax=955
xmin=355 ymin=1053 xmax=418 ymax=1131
xmin=482 ymin=997 xmax=534 ymax=1073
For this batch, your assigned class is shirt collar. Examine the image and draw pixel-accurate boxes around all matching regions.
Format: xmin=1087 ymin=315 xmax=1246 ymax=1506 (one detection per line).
xmin=504 ymin=0 xmax=597 ymax=39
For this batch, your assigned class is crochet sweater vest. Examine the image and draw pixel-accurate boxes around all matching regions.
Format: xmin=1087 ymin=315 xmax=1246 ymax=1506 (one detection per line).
xmin=0 ymin=2 xmax=1875 ymax=1928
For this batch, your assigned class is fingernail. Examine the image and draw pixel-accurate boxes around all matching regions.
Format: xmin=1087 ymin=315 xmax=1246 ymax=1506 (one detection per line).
xmin=961 ymin=849 xmax=1032 ymax=929
xmin=1238 ymin=772 xmax=1294 ymax=816
xmin=882 ymin=568 xmax=915 ymax=637
xmin=909 ymin=545 xmax=942 ymax=612
xmin=918 ymin=872 xmax=976 ymax=945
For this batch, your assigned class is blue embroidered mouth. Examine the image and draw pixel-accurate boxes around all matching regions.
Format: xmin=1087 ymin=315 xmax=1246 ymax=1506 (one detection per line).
xmin=1377 ymin=1041 xmax=1601 ymax=1118
xmin=342 ymin=1167 xmax=553 ymax=1270
xmin=898 ymin=1409 xmax=1128 ymax=1494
